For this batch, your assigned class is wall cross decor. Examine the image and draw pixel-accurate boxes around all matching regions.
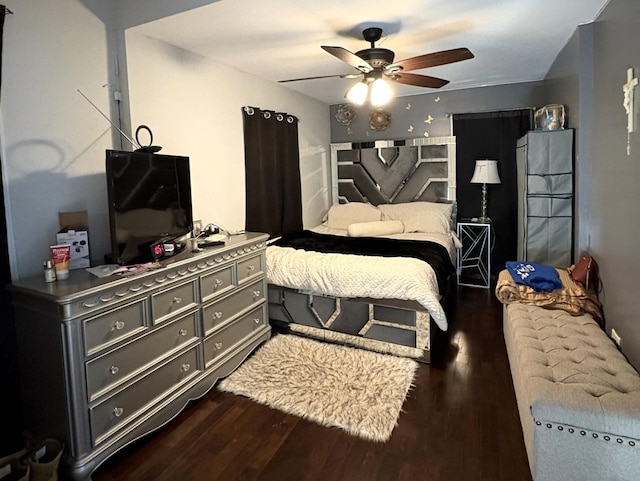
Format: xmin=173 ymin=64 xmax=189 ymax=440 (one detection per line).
xmin=623 ymin=67 xmax=638 ymax=156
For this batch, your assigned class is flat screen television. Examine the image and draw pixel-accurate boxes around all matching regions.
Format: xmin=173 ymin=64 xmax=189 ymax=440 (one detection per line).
xmin=105 ymin=149 xmax=193 ymax=265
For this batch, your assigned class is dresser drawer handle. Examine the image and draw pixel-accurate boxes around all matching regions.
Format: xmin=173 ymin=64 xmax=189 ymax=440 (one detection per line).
xmin=247 ymin=265 xmax=256 ymax=272
xmin=112 ymin=320 xmax=125 ymax=331
xmin=213 ymin=311 xmax=223 ymax=319
xmin=179 ymin=329 xmax=188 ymax=337
xmin=113 ymin=407 xmax=124 ymax=418
xmin=172 ymin=297 xmax=182 ymax=304
xmin=213 ymin=279 xmax=223 ymax=288
xmin=253 ymin=318 xmax=261 ymax=324
xmin=214 ymin=342 xmax=223 ymax=350
xmin=110 ymin=366 xmax=119 ymax=375
xmin=253 ymin=290 xmax=261 ymax=298
xmin=181 ymin=363 xmax=191 ymax=372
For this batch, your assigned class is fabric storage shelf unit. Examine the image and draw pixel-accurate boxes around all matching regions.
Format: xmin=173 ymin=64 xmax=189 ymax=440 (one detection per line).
xmin=516 ymin=130 xmax=574 ymax=267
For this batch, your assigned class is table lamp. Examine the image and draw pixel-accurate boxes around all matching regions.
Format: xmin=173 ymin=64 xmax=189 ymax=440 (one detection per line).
xmin=470 ymin=159 xmax=501 ymax=223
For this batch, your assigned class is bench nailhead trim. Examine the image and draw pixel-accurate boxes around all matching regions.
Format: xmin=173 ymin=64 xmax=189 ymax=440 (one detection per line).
xmin=534 ymin=421 xmax=639 ymax=448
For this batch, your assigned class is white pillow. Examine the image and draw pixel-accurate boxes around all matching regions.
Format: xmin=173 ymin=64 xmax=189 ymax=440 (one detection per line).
xmin=347 ymin=220 xmax=405 ymax=237
xmin=325 ymin=203 xmax=382 ymax=230
xmin=377 ymin=202 xmax=453 ymax=234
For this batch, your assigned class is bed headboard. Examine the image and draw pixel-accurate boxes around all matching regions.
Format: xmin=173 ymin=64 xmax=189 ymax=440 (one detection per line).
xmin=331 ymin=136 xmax=456 ymax=205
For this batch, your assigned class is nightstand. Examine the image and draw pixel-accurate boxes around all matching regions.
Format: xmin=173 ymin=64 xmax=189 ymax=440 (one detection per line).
xmin=457 ymin=220 xmax=491 ymax=288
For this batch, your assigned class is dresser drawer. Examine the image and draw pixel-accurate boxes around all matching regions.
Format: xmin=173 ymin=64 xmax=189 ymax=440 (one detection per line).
xmin=237 ymin=253 xmax=264 ymax=284
xmin=86 ymin=311 xmax=198 ymax=401
xmin=201 ymin=280 xmax=265 ymax=336
xmin=90 ymin=346 xmax=200 ymax=445
xmin=83 ymin=299 xmax=147 ymax=356
xmin=204 ymin=305 xmax=267 ymax=367
xmin=200 ymin=264 xmax=235 ymax=302
xmin=151 ymin=280 xmax=197 ymax=324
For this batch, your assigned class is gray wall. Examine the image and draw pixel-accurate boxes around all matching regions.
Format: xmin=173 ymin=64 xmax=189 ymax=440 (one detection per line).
xmin=534 ymin=0 xmax=640 ymax=370
xmin=330 ymin=82 xmax=547 ymax=144
xmin=588 ymin=0 xmax=640 ymax=369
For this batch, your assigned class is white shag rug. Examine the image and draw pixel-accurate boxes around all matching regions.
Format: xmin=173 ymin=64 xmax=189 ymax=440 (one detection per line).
xmin=218 ymin=334 xmax=418 ymax=442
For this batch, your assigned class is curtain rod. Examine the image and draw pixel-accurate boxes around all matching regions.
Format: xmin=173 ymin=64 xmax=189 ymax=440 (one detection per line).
xmin=445 ymin=106 xmax=536 ymax=117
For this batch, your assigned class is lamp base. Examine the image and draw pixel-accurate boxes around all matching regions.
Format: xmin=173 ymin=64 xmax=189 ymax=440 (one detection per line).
xmin=476 ymin=216 xmax=491 ymax=224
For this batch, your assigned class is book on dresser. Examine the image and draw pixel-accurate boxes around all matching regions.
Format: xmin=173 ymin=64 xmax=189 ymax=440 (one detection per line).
xmin=8 ymin=232 xmax=271 ymax=481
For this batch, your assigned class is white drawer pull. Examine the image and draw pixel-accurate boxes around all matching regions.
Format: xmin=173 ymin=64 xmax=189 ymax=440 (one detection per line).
xmin=253 ymin=318 xmax=261 ymax=324
xmin=112 ymin=320 xmax=125 ymax=331
xmin=253 ymin=290 xmax=261 ymax=298
xmin=113 ymin=407 xmax=124 ymax=418
xmin=110 ymin=366 xmax=119 ymax=375
xmin=213 ymin=311 xmax=223 ymax=319
xmin=179 ymin=329 xmax=188 ymax=337
xmin=181 ymin=363 xmax=191 ymax=372
xmin=247 ymin=265 xmax=256 ymax=271
xmin=213 ymin=279 xmax=223 ymax=287
xmin=214 ymin=342 xmax=223 ymax=350
xmin=172 ymin=297 xmax=182 ymax=304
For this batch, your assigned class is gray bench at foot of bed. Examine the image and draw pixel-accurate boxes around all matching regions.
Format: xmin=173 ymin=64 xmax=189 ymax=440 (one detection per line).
xmin=503 ymin=303 xmax=640 ymax=481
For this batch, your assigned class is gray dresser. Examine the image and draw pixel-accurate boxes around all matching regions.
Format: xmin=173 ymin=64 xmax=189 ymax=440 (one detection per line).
xmin=9 ymin=232 xmax=270 ymax=481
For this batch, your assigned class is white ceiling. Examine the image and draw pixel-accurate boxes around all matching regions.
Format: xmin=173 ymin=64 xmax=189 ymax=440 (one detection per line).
xmin=131 ymin=0 xmax=610 ymax=105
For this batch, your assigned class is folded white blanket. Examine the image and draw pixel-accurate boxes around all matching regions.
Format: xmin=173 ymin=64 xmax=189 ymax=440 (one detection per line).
xmin=266 ymin=245 xmax=448 ymax=331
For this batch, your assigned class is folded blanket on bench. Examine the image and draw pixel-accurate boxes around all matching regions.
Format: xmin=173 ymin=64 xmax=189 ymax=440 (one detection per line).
xmin=495 ymin=268 xmax=603 ymax=327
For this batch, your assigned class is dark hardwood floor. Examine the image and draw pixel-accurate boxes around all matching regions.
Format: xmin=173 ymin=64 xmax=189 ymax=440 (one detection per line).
xmin=93 ymin=286 xmax=532 ymax=481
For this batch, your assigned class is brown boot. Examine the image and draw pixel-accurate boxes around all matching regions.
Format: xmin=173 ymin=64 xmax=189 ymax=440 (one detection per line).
xmin=26 ymin=440 xmax=63 ymax=481
xmin=0 ymin=457 xmax=30 ymax=481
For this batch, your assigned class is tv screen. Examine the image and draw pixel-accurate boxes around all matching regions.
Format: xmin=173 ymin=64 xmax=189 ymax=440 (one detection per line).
xmin=106 ymin=149 xmax=193 ymax=265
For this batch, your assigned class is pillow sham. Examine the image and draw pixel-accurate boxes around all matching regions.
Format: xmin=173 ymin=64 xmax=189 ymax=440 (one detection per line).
xmin=347 ymin=220 xmax=405 ymax=237
xmin=325 ymin=202 xmax=382 ymax=230
xmin=377 ymin=201 xmax=453 ymax=234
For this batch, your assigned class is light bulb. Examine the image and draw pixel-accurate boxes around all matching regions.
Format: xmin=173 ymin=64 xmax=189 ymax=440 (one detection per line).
xmin=346 ymin=81 xmax=368 ymax=105
xmin=370 ymin=78 xmax=392 ymax=106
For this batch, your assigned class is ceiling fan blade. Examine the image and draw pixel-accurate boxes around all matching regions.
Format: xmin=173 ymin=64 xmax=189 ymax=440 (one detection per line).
xmin=391 ymin=72 xmax=450 ymax=89
xmin=278 ymin=73 xmax=360 ymax=83
xmin=387 ymin=48 xmax=474 ymax=72
xmin=321 ymin=46 xmax=373 ymax=73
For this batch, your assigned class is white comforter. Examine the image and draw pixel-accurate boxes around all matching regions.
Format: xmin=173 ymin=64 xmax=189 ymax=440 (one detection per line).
xmin=266 ymin=229 xmax=453 ymax=331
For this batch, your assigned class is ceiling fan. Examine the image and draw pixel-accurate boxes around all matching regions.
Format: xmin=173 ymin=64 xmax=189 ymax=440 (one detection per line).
xmin=279 ymin=27 xmax=474 ymax=104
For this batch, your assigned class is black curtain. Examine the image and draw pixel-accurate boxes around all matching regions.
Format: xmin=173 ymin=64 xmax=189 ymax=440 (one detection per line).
xmin=453 ymin=110 xmax=532 ymax=275
xmin=0 ymin=5 xmax=23 ymax=455
xmin=243 ymin=107 xmax=302 ymax=238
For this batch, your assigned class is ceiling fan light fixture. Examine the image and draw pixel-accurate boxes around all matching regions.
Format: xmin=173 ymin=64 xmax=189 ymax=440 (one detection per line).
xmin=346 ymin=80 xmax=368 ymax=105
xmin=370 ymin=78 xmax=392 ymax=106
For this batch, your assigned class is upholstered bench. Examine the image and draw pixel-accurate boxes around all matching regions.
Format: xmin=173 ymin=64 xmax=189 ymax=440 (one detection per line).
xmin=503 ymin=303 xmax=640 ymax=481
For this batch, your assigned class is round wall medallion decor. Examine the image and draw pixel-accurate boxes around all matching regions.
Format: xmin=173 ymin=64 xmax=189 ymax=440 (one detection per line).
xmin=335 ymin=104 xmax=358 ymax=125
xmin=369 ymin=108 xmax=391 ymax=131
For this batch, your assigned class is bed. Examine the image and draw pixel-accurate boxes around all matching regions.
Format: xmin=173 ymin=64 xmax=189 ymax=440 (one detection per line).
xmin=266 ymin=201 xmax=458 ymax=362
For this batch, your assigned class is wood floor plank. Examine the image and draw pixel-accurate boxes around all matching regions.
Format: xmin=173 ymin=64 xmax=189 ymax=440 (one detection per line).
xmin=93 ymin=286 xmax=532 ymax=481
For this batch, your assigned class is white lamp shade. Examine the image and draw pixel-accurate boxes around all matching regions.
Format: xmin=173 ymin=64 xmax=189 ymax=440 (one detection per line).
xmin=346 ymin=81 xmax=368 ymax=105
xmin=370 ymin=78 xmax=392 ymax=106
xmin=470 ymin=159 xmax=501 ymax=184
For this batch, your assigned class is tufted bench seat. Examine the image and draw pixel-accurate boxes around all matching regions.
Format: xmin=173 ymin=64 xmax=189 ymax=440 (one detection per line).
xmin=503 ymin=303 xmax=640 ymax=481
